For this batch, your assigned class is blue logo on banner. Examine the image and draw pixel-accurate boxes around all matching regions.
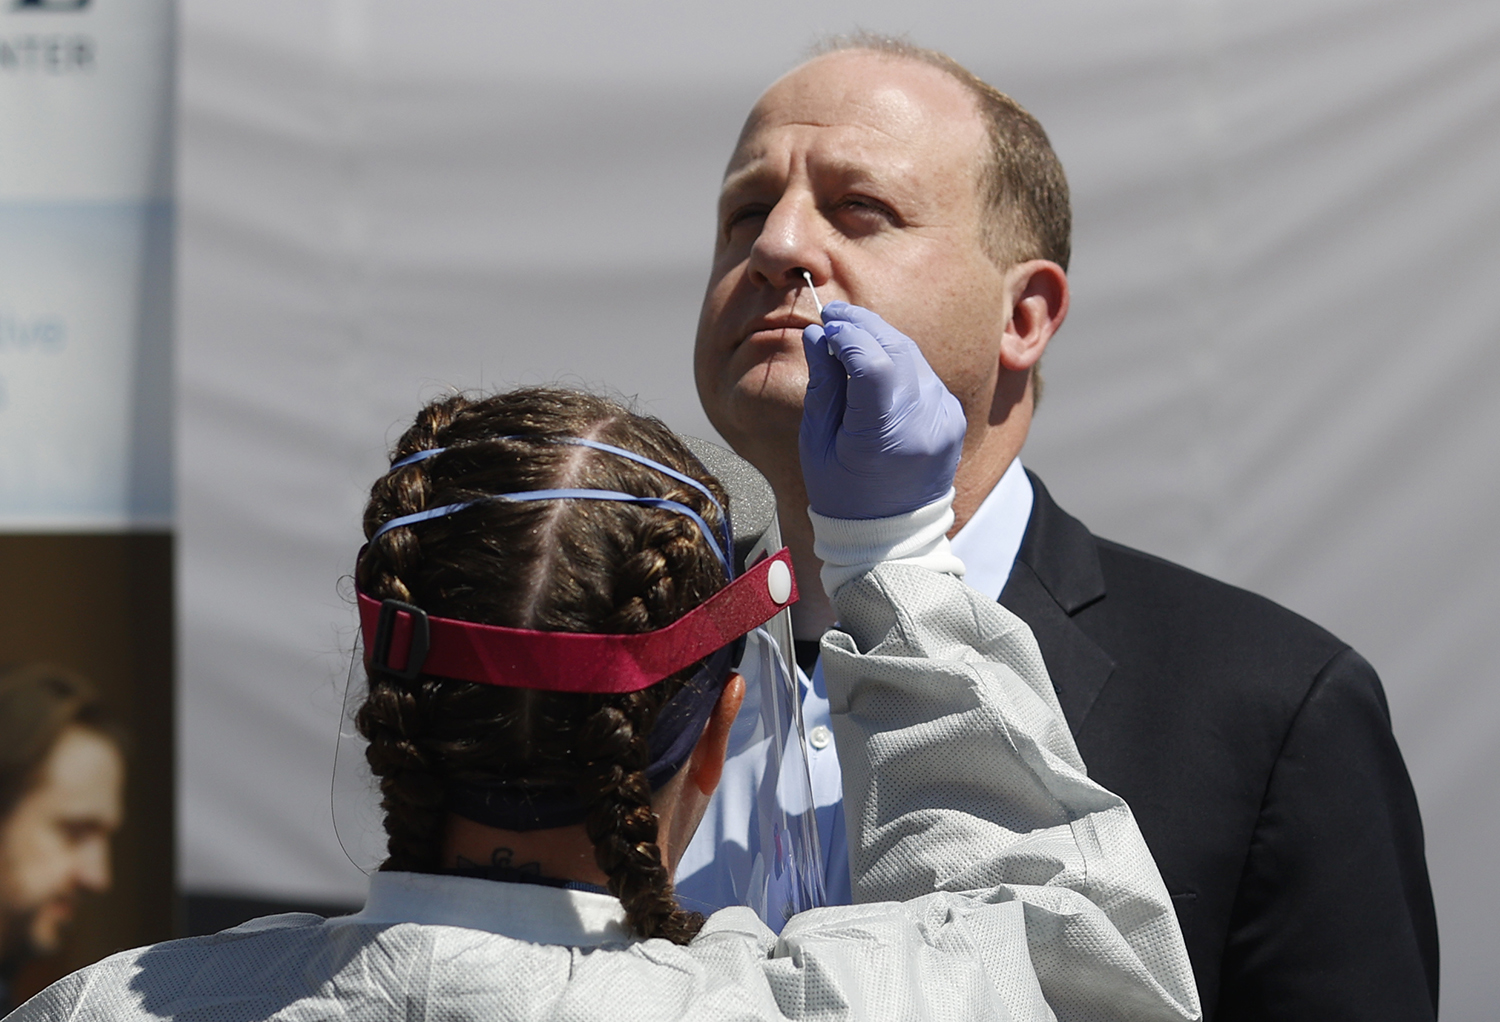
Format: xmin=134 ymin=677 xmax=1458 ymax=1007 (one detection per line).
xmin=0 ymin=311 xmax=67 ymax=351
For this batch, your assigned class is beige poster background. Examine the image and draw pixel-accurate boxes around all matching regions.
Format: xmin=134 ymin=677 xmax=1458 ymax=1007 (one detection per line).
xmin=177 ymin=1 xmax=1500 ymax=1015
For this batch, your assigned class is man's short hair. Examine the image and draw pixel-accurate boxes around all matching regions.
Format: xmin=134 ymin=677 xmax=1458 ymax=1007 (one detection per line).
xmin=811 ymin=33 xmax=1072 ymax=271
xmin=0 ymin=664 xmax=119 ymax=821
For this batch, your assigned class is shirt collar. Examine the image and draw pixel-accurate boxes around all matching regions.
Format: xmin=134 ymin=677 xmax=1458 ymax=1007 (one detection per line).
xmin=950 ymin=458 xmax=1034 ymax=602
xmin=345 ymin=870 xmax=633 ymax=948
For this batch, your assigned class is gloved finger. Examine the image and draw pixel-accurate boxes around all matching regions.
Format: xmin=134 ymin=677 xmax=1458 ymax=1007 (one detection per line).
xmin=824 ymin=301 xmax=929 ymax=405
xmin=801 ymin=323 xmax=846 ymax=454
xmin=823 ymin=302 xmax=907 ymax=354
xmin=824 ymin=320 xmax=896 ymax=438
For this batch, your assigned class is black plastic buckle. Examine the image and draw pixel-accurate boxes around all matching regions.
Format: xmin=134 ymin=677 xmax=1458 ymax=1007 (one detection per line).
xmin=371 ymin=599 xmax=430 ymax=680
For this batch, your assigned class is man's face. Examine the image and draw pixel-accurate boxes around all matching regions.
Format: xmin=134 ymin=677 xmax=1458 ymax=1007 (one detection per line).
xmin=0 ymin=726 xmax=123 ymax=961
xmin=694 ymin=51 xmax=1010 ymax=475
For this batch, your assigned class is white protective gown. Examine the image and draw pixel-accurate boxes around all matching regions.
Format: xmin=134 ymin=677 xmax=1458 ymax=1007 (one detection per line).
xmin=10 ymin=558 xmax=1201 ymax=1022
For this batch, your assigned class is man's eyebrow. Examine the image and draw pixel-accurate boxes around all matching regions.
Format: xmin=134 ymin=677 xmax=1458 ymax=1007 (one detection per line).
xmin=719 ymin=161 xmax=774 ymax=197
xmin=59 ymin=817 xmax=112 ymax=837
xmin=720 ymin=154 xmax=897 ymax=201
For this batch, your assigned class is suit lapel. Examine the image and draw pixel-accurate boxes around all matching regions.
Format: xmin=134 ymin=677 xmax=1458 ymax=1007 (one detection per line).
xmin=1000 ymin=472 xmax=1116 ymax=733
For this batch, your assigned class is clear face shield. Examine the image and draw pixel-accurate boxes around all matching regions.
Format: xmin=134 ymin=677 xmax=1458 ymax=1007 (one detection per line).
xmin=682 ymin=439 xmax=826 ymax=927
xmin=332 ymin=437 xmax=824 ymax=928
xmin=331 ymin=644 xmax=387 ymax=874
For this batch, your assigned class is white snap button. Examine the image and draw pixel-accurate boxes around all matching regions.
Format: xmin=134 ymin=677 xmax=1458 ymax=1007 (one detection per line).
xmin=766 ymin=559 xmax=792 ymax=604
xmin=809 ymin=725 xmax=832 ymax=750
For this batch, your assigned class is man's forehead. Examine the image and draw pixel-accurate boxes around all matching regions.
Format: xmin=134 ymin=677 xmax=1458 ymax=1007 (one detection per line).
xmin=721 ymin=120 xmax=920 ymax=193
xmin=724 ymin=51 xmax=986 ymax=181
xmin=40 ymin=728 xmax=123 ymax=813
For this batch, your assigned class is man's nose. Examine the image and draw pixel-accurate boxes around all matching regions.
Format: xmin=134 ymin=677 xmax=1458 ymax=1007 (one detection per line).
xmin=748 ymin=192 xmax=830 ymax=290
xmin=75 ymin=837 xmax=112 ymax=893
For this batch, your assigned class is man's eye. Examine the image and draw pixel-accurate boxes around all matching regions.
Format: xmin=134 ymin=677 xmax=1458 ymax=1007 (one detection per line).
xmin=724 ymin=205 xmax=769 ymax=236
xmin=837 ymin=197 xmax=896 ymax=222
xmin=59 ymin=820 xmax=101 ymax=843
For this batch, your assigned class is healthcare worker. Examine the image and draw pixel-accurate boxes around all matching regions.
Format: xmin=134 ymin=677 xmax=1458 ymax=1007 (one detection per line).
xmin=8 ymin=308 xmax=1200 ymax=1021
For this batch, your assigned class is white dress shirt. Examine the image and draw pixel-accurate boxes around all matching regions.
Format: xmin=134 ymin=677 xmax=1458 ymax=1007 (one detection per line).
xmin=950 ymin=456 xmax=1035 ymax=601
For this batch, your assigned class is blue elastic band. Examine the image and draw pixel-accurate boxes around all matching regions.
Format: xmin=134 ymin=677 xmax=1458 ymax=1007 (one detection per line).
xmin=389 ymin=447 xmax=445 ymax=470
xmin=383 ymin=436 xmax=734 ymax=574
xmin=369 ymin=489 xmax=731 ymax=577
xmin=552 ymin=438 xmax=732 ymax=560
xmin=392 ymin=438 xmax=728 ymax=550
xmin=367 ymin=501 xmax=474 ymax=538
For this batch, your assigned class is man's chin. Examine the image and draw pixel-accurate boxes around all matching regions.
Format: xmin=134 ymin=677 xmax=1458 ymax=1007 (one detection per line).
xmin=26 ymin=903 xmax=73 ymax=956
xmin=717 ymin=378 xmax=805 ymax=447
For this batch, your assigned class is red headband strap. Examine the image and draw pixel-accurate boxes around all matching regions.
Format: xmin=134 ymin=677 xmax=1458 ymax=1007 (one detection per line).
xmin=357 ymin=548 xmax=797 ymax=694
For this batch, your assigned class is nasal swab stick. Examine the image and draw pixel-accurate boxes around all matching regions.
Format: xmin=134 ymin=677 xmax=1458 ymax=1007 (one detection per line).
xmin=801 ymin=270 xmax=823 ymax=315
xmin=800 ymin=270 xmax=832 ymax=354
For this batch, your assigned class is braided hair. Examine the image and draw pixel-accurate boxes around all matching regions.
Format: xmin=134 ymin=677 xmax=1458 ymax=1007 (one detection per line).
xmin=354 ymin=388 xmax=728 ymax=944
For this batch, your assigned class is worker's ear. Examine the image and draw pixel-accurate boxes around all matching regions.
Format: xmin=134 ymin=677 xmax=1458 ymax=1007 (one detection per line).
xmin=999 ymin=260 xmax=1069 ymax=372
xmin=687 ymin=673 xmax=746 ymax=797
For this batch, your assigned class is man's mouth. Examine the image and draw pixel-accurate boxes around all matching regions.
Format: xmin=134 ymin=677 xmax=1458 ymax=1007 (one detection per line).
xmin=740 ymin=313 xmax=818 ymax=346
xmin=43 ymin=896 xmax=76 ymax=923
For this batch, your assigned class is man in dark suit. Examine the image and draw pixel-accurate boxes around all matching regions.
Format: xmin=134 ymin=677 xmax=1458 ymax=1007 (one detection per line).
xmin=691 ymin=33 xmax=1437 ymax=1020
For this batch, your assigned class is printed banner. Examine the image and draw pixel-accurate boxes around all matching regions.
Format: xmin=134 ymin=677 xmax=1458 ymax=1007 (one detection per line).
xmin=0 ymin=0 xmax=173 ymax=529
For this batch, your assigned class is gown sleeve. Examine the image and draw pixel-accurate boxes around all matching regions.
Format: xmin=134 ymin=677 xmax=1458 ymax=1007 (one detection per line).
xmin=761 ymin=560 xmax=1203 ymax=1022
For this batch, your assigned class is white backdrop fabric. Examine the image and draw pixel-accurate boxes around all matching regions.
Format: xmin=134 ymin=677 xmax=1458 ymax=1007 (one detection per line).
xmin=178 ymin=1 xmax=1500 ymax=1015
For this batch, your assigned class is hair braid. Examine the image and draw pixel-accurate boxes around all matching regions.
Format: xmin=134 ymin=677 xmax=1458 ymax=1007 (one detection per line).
xmin=581 ymin=699 xmax=704 ymax=943
xmin=580 ymin=510 xmax=715 ymax=942
xmin=355 ymin=681 xmax=448 ymax=871
xmin=359 ymin=398 xmax=459 ymax=602
xmin=356 ymin=396 xmax=464 ymax=872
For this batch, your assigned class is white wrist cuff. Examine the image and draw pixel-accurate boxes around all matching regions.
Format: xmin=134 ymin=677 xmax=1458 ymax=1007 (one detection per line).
xmin=809 ymin=489 xmax=967 ymax=597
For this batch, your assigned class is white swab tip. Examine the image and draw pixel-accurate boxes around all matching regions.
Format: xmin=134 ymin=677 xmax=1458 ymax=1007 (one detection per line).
xmin=800 ymin=270 xmax=824 ymax=315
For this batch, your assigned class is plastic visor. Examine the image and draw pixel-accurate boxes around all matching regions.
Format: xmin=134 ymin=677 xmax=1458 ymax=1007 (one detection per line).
xmin=678 ymin=438 xmax=825 ymax=927
xmin=675 ymin=621 xmax=827 ymax=928
xmin=331 ymin=642 xmax=390 ymax=876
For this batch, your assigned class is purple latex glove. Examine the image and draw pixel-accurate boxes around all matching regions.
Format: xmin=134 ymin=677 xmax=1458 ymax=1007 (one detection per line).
xmin=799 ymin=302 xmax=966 ymax=520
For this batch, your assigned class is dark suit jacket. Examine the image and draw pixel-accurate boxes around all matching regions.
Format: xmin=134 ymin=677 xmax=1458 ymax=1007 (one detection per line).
xmin=998 ymin=472 xmax=1438 ymax=1021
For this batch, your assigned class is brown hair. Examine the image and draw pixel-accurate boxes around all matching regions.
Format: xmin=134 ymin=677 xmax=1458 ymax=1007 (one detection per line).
xmin=0 ymin=664 xmax=118 ymax=820
xmin=811 ymin=32 xmax=1072 ymax=272
xmin=354 ymin=387 xmax=729 ymax=944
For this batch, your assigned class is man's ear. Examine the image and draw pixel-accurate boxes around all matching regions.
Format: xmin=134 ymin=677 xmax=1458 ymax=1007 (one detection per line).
xmin=1000 ymin=259 xmax=1069 ymax=372
xmin=687 ymin=673 xmax=746 ymax=797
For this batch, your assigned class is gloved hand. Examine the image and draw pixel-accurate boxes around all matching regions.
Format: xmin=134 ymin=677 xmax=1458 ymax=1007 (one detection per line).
xmin=799 ymin=302 xmax=966 ymax=520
